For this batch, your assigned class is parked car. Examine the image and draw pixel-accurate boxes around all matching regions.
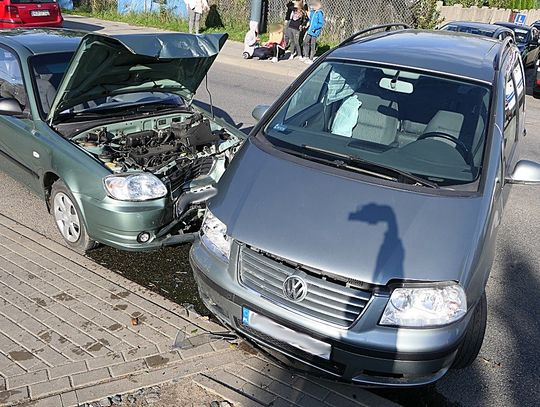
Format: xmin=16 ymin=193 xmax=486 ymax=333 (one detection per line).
xmin=0 ymin=0 xmax=62 ymax=28
xmin=439 ymin=21 xmax=515 ymax=41
xmin=494 ymin=22 xmax=540 ymax=66
xmin=0 ymin=29 xmax=244 ymax=252
xmin=190 ymin=24 xmax=540 ymax=386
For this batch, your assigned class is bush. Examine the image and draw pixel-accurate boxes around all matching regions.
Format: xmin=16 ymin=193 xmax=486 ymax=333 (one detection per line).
xmin=412 ymin=0 xmax=444 ymax=29
xmin=445 ymin=0 xmax=484 ymax=7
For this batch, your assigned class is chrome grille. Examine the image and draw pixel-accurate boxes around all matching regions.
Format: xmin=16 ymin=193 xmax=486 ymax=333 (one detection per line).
xmin=238 ymin=246 xmax=372 ymax=328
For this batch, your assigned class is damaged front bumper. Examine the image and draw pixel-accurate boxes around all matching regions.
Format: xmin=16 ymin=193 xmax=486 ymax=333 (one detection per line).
xmin=74 ymin=182 xmax=217 ymax=251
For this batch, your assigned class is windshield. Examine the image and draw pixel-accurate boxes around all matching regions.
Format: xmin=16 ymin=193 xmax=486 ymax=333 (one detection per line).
xmin=264 ymin=61 xmax=491 ymax=188
xmin=30 ymin=52 xmax=184 ymax=117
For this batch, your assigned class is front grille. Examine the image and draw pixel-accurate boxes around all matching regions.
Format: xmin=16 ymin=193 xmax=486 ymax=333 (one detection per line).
xmin=238 ymin=246 xmax=372 ymax=328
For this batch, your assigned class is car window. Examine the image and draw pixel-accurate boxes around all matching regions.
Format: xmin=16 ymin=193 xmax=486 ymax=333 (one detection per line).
xmin=503 ymin=64 xmax=518 ymax=164
xmin=0 ymin=47 xmax=27 ymax=110
xmin=513 ymin=28 xmax=529 ymax=43
xmin=264 ymin=61 xmax=491 ymax=188
xmin=30 ymin=52 xmax=184 ymax=117
xmin=30 ymin=52 xmax=73 ymax=115
xmin=285 ymin=63 xmax=331 ymax=119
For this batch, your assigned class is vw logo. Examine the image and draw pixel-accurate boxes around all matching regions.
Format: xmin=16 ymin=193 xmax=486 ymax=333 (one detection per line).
xmin=283 ymin=275 xmax=308 ymax=302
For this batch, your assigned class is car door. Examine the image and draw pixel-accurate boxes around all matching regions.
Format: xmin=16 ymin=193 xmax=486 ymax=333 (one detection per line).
xmin=0 ymin=46 xmax=44 ymax=194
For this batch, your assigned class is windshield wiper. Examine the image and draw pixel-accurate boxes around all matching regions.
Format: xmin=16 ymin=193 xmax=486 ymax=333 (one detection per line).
xmin=301 ymin=144 xmax=440 ymax=188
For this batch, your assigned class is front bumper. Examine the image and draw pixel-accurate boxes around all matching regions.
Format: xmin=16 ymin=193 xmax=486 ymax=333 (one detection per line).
xmin=74 ymin=192 xmax=193 ymax=251
xmin=190 ymin=241 xmax=473 ymax=387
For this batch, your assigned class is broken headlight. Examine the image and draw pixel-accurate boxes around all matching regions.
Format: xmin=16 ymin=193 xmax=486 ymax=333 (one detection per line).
xmin=200 ymin=209 xmax=231 ymax=261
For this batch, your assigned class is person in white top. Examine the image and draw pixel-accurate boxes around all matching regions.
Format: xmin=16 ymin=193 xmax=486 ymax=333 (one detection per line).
xmin=184 ymin=0 xmax=209 ymax=34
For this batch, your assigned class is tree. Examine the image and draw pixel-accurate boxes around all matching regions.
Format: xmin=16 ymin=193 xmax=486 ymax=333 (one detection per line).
xmin=412 ymin=0 xmax=444 ymax=29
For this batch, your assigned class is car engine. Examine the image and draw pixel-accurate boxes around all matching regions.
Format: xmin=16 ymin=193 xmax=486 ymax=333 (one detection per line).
xmin=73 ymin=111 xmax=242 ymax=233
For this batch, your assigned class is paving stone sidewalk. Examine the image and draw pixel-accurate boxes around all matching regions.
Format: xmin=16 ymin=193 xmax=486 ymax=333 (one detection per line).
xmin=0 ymin=213 xmax=396 ymax=407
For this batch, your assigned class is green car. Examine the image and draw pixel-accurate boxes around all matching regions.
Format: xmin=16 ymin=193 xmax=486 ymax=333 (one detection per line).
xmin=0 ymin=29 xmax=244 ymax=252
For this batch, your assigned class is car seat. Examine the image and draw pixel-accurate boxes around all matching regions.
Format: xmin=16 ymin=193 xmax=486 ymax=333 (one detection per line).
xmin=424 ymin=110 xmax=465 ymax=139
xmin=331 ymin=93 xmax=399 ymax=145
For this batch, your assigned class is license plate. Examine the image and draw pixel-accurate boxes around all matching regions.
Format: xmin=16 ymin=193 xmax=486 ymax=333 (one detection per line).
xmin=242 ymin=307 xmax=331 ymax=360
xmin=31 ymin=10 xmax=50 ymax=17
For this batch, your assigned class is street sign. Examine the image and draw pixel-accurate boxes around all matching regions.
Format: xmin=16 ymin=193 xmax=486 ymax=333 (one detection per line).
xmin=514 ymin=13 xmax=527 ymax=26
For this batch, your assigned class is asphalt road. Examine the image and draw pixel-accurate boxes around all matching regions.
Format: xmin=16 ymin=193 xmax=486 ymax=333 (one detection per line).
xmin=1 ymin=17 xmax=539 ymax=407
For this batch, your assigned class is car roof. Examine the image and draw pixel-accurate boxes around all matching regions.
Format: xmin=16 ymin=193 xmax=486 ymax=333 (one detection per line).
xmin=330 ymin=29 xmax=502 ymax=84
xmin=495 ymin=22 xmax=532 ymax=31
xmin=442 ymin=21 xmax=505 ymax=32
xmin=0 ymin=28 xmax=85 ymax=55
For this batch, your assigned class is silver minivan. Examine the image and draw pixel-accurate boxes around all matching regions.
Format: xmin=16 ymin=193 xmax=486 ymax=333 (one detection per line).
xmin=189 ymin=26 xmax=540 ymax=386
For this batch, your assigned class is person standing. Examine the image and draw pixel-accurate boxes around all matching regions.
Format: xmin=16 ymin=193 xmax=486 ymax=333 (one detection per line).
xmin=284 ymin=1 xmax=295 ymax=46
xmin=302 ymin=0 xmax=324 ymax=64
xmin=184 ymin=0 xmax=209 ymax=34
xmin=287 ymin=2 xmax=307 ymax=59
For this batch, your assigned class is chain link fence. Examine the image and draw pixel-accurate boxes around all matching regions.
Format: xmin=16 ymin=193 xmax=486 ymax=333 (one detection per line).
xmin=208 ymin=0 xmax=415 ymax=43
xmin=71 ymin=0 xmax=416 ymax=43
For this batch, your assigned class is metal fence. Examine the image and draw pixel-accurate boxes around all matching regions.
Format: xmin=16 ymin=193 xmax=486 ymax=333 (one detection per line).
xmin=208 ymin=0 xmax=414 ymax=42
xmin=72 ymin=0 xmax=415 ymax=43
xmin=268 ymin=0 xmax=415 ymax=43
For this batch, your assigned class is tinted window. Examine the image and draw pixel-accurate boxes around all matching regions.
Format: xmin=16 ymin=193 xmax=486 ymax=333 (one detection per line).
xmin=264 ymin=61 xmax=491 ymax=187
xmin=0 ymin=47 xmax=26 ymax=110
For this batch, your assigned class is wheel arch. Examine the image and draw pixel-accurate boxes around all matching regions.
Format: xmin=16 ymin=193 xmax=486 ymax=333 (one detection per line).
xmin=43 ymin=171 xmax=60 ymax=212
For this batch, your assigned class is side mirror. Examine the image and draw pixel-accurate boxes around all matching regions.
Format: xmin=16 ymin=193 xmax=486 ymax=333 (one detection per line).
xmin=252 ymin=104 xmax=270 ymax=122
xmin=0 ymin=98 xmax=26 ymax=117
xmin=506 ymin=160 xmax=540 ymax=185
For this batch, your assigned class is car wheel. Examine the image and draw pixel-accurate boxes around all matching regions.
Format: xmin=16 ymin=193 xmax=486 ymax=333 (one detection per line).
xmin=452 ymin=292 xmax=487 ymax=369
xmin=50 ymin=180 xmax=97 ymax=253
xmin=242 ymin=52 xmax=251 ymax=59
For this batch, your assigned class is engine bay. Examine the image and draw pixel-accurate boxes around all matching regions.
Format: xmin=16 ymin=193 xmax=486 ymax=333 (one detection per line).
xmin=71 ymin=111 xmax=242 ymax=230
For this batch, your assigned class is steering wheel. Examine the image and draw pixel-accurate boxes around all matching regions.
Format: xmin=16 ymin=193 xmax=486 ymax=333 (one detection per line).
xmin=417 ymin=131 xmax=474 ymax=166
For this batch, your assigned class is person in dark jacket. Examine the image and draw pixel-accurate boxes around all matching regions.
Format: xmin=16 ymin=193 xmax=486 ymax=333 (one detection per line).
xmin=286 ymin=1 xmax=307 ymax=59
xmin=302 ymin=0 xmax=325 ymax=64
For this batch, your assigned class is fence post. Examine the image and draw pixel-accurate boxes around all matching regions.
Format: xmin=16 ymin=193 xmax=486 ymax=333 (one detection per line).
xmin=251 ymin=0 xmax=263 ymax=31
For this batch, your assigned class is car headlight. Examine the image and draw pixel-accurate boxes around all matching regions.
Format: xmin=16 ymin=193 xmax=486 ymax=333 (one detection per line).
xmin=103 ymin=173 xmax=167 ymax=201
xmin=380 ymin=284 xmax=467 ymax=327
xmin=200 ymin=210 xmax=231 ymax=260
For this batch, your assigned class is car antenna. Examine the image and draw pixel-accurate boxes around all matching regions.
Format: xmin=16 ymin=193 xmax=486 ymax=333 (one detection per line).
xmin=205 ymin=75 xmax=215 ymax=119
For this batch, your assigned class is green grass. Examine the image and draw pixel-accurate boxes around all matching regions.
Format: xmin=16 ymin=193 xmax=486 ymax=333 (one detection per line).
xmin=63 ymin=8 xmax=253 ymax=43
xmin=63 ymin=8 xmax=336 ymax=54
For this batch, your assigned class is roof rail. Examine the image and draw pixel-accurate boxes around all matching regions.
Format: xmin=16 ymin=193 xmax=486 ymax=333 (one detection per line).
xmin=494 ymin=36 xmax=515 ymax=70
xmin=338 ymin=23 xmax=410 ymax=47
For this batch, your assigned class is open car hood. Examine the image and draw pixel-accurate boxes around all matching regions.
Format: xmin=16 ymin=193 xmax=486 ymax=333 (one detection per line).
xmin=47 ymin=32 xmax=228 ymax=123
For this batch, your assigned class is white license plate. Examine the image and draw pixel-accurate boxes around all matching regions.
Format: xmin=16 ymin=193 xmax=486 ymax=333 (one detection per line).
xmin=31 ymin=10 xmax=50 ymax=17
xmin=242 ymin=307 xmax=331 ymax=360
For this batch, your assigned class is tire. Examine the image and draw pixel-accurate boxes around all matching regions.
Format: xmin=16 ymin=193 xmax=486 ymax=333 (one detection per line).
xmin=242 ymin=52 xmax=250 ymax=59
xmin=50 ymin=180 xmax=98 ymax=253
xmin=452 ymin=292 xmax=487 ymax=369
